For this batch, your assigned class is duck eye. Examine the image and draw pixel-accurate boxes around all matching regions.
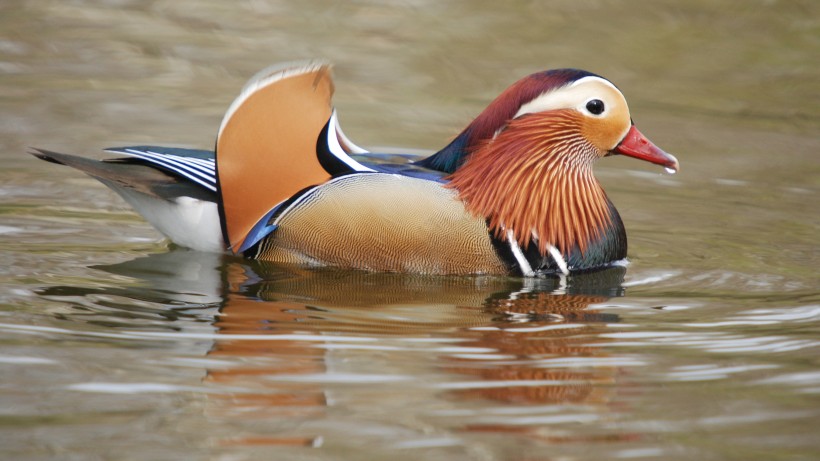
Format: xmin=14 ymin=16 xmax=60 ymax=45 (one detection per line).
xmin=585 ymin=99 xmax=605 ymax=115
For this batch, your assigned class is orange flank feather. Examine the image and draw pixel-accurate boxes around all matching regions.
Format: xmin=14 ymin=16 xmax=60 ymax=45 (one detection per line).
xmin=447 ymin=110 xmax=613 ymax=256
xmin=216 ymin=63 xmax=335 ymax=252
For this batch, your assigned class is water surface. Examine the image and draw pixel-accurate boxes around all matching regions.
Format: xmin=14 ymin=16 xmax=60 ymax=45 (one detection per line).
xmin=1 ymin=1 xmax=818 ymax=460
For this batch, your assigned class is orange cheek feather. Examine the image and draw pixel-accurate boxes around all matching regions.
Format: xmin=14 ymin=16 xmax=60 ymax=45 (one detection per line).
xmin=580 ymin=105 xmax=631 ymax=153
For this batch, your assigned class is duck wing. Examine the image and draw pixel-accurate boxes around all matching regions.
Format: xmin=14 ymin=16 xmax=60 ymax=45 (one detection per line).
xmin=29 ymin=147 xmax=223 ymax=251
xmin=216 ymin=61 xmax=360 ymax=252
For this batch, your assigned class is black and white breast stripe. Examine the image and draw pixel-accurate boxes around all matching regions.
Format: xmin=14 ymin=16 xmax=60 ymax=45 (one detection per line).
xmin=105 ymin=147 xmax=217 ymax=192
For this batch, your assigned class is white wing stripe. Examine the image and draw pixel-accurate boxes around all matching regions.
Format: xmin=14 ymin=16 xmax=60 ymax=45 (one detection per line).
xmin=124 ymin=151 xmax=216 ymax=183
xmin=126 ymin=150 xmax=217 ymax=178
xmin=134 ymin=154 xmax=215 ymax=184
xmin=151 ymin=163 xmax=216 ymax=191
xmin=145 ymin=153 xmax=215 ymax=168
xmin=113 ymin=150 xmax=217 ymax=192
xmin=109 ymin=148 xmax=216 ymax=172
xmin=327 ymin=111 xmax=375 ymax=172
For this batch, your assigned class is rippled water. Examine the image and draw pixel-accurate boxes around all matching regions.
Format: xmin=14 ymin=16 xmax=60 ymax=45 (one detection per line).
xmin=2 ymin=1 xmax=819 ymax=460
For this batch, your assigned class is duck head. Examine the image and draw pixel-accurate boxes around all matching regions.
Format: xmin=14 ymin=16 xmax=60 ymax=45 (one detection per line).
xmin=438 ymin=69 xmax=679 ymax=260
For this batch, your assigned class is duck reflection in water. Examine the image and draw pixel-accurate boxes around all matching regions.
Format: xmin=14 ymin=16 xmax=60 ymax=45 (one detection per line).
xmin=39 ymin=250 xmax=631 ymax=448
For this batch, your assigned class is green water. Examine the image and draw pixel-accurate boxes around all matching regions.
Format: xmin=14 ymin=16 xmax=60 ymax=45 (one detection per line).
xmin=1 ymin=1 xmax=818 ymax=460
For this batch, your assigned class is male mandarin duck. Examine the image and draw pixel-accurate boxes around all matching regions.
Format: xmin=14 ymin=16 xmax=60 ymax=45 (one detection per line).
xmin=32 ymin=61 xmax=678 ymax=276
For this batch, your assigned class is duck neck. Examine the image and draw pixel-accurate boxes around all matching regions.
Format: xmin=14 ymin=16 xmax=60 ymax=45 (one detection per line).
xmin=447 ymin=112 xmax=621 ymax=263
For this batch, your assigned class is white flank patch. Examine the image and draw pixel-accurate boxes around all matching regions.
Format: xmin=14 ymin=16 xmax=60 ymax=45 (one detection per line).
xmin=327 ymin=110 xmax=374 ymax=172
xmin=333 ymin=110 xmax=369 ymax=154
xmin=107 ymin=184 xmax=224 ymax=252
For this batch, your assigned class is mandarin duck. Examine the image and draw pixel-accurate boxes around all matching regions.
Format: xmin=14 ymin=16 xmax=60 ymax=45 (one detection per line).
xmin=32 ymin=61 xmax=678 ymax=276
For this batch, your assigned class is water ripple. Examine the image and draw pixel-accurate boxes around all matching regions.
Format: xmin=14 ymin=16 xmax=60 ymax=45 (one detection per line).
xmin=393 ymin=437 xmax=462 ymax=449
xmin=66 ymin=382 xmax=211 ymax=394
xmin=0 ymin=355 xmax=57 ymax=365
xmin=600 ymin=330 xmax=819 ymax=354
xmin=614 ymin=448 xmax=665 ymax=458
xmin=0 ymin=322 xmax=376 ymax=343
xmin=467 ymin=413 xmax=600 ymax=426
xmin=535 ymin=356 xmax=648 ymax=368
xmin=435 ymin=379 xmax=591 ymax=390
xmin=472 ymin=323 xmax=586 ymax=333
xmin=686 ymin=305 xmax=820 ymax=327
xmin=697 ymin=410 xmax=815 ymax=427
xmin=666 ymin=364 xmax=778 ymax=381
xmin=756 ymin=371 xmax=820 ymax=393
xmin=264 ymin=373 xmax=413 ymax=384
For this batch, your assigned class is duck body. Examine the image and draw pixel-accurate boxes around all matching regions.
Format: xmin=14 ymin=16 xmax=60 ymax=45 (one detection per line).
xmin=246 ymin=167 xmax=627 ymax=276
xmin=32 ymin=61 xmax=678 ymax=276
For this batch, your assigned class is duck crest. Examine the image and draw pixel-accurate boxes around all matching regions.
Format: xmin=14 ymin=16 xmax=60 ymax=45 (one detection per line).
xmin=418 ymin=69 xmax=600 ymax=173
xmin=446 ymin=110 xmax=614 ymax=258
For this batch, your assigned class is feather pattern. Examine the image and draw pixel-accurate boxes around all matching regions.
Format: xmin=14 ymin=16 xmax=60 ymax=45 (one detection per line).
xmin=215 ymin=61 xmax=336 ymax=251
xmin=30 ymin=62 xmax=675 ymax=277
xmin=29 ymin=148 xmax=224 ymax=252
xmin=417 ymin=69 xmax=600 ymax=173
xmin=105 ymin=146 xmax=217 ymax=191
xmin=447 ymin=110 xmax=613 ymax=256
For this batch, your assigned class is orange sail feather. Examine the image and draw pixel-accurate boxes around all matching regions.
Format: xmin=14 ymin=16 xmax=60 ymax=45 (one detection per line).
xmin=216 ymin=62 xmax=335 ymax=251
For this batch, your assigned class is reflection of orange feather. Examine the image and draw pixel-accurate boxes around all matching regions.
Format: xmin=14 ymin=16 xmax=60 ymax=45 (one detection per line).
xmin=447 ymin=110 xmax=612 ymax=255
xmin=217 ymin=64 xmax=335 ymax=251
xmin=447 ymin=291 xmax=615 ymax=405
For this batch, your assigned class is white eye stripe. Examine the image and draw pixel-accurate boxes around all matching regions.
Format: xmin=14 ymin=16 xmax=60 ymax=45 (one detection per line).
xmin=569 ymin=75 xmax=619 ymax=91
xmin=513 ymin=76 xmax=624 ymax=119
